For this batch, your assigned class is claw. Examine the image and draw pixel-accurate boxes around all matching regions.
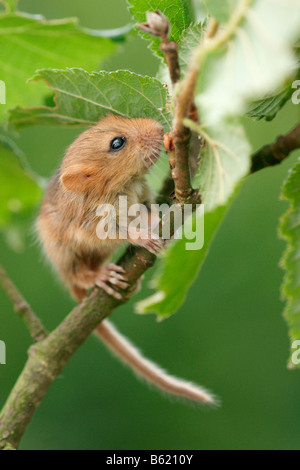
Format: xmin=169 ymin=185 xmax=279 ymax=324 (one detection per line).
xmin=95 ymin=264 xmax=128 ymax=300
xmin=107 ymin=271 xmax=128 ymax=282
xmin=143 ymin=237 xmax=165 ymax=255
xmin=109 ymin=278 xmax=130 ymax=289
xmin=95 ymin=279 xmax=122 ymax=300
xmin=107 ymin=263 xmax=126 ymax=274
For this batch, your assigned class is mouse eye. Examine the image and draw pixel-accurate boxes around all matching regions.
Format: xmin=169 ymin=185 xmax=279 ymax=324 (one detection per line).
xmin=110 ymin=137 xmax=126 ymax=152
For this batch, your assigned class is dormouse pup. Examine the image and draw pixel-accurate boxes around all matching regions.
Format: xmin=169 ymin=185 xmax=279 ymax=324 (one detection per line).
xmin=37 ymin=114 xmax=215 ymax=404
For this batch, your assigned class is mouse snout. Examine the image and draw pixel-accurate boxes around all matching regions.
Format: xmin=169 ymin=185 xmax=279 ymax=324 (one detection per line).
xmin=142 ymin=124 xmax=163 ymax=151
xmin=142 ymin=120 xmax=163 ymax=140
xmin=138 ymin=121 xmax=165 ymax=170
xmin=139 ymin=117 xmax=163 ymax=135
xmin=155 ymin=120 xmax=164 ymax=135
xmin=153 ymin=121 xmax=164 ymax=140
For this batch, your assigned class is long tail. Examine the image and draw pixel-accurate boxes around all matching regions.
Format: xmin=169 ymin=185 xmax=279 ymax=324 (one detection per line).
xmin=94 ymin=320 xmax=216 ymax=405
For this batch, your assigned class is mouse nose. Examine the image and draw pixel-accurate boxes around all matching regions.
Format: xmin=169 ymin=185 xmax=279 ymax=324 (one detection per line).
xmin=135 ymin=118 xmax=164 ymax=145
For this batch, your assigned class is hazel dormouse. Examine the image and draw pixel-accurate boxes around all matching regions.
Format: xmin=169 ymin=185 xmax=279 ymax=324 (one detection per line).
xmin=37 ymin=114 xmax=215 ymax=405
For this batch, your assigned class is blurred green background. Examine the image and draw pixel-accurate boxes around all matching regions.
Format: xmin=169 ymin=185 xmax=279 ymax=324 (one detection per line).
xmin=1 ymin=0 xmax=300 ymax=450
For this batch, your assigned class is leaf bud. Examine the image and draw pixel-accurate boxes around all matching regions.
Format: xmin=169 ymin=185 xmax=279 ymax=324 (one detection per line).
xmin=137 ymin=10 xmax=170 ymax=39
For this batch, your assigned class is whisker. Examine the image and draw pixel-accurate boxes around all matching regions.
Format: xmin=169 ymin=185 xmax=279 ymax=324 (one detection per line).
xmin=151 ymin=145 xmax=164 ymax=154
xmin=146 ymin=153 xmax=168 ymax=176
xmin=143 ymin=138 xmax=164 ymax=143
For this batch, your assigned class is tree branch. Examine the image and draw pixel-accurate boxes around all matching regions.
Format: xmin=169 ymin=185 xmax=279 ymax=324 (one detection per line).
xmin=0 ymin=244 xmax=156 ymax=450
xmin=0 ymin=265 xmax=48 ymax=342
xmin=251 ymin=123 xmax=300 ymax=173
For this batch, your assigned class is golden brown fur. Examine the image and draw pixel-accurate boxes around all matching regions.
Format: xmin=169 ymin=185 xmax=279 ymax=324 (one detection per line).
xmin=37 ymin=114 xmax=215 ymax=404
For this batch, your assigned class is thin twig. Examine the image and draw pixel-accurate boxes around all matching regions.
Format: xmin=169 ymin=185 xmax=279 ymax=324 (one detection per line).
xmin=205 ymin=17 xmax=219 ymax=39
xmin=251 ymin=123 xmax=300 ymax=173
xmin=160 ymin=40 xmax=180 ymax=87
xmin=0 ymin=265 xmax=48 ymax=342
xmin=172 ymin=68 xmax=198 ymax=202
xmin=137 ymin=10 xmax=180 ymax=88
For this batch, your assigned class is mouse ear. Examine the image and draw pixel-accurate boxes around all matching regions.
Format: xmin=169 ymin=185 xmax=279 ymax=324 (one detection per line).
xmin=60 ymin=164 xmax=94 ymax=193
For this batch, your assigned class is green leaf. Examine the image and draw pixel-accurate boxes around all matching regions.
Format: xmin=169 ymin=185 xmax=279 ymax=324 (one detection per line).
xmin=247 ymin=52 xmax=300 ymax=121
xmin=196 ymin=0 xmax=300 ymax=125
xmin=139 ymin=116 xmax=251 ymax=318
xmin=192 ymin=0 xmax=209 ymax=22
xmin=145 ymin=151 xmax=170 ymax=193
xmin=9 ymin=68 xmax=172 ymax=132
xmin=279 ymin=160 xmax=300 ymax=369
xmin=247 ymin=87 xmax=295 ymax=122
xmin=179 ymin=22 xmax=205 ymax=73
xmin=0 ymin=0 xmax=18 ymax=12
xmin=127 ymin=0 xmax=194 ymax=58
xmin=137 ymin=119 xmax=251 ymax=318
xmin=0 ymin=11 xmax=118 ymax=120
xmin=187 ymin=119 xmax=251 ymax=211
xmin=137 ymin=202 xmax=229 ymax=318
xmin=204 ymin=0 xmax=239 ymax=23
xmin=0 ymin=128 xmax=43 ymax=230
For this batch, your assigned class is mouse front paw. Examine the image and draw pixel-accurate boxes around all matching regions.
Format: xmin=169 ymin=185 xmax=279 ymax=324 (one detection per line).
xmin=141 ymin=237 xmax=165 ymax=255
xmin=128 ymin=228 xmax=165 ymax=255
